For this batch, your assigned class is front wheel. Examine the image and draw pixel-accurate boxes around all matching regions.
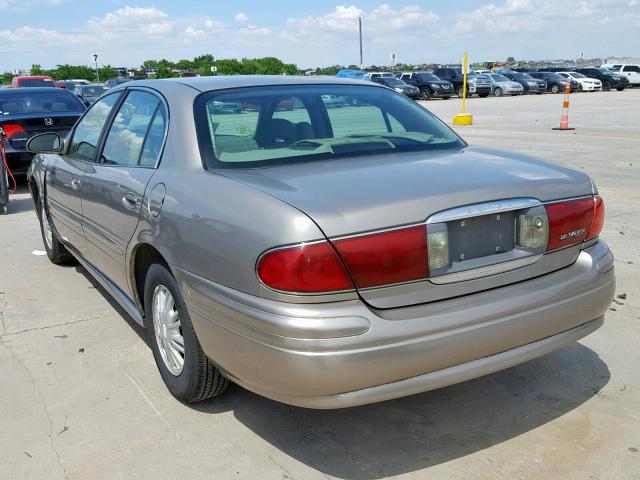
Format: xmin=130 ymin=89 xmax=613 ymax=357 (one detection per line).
xmin=145 ymin=263 xmax=228 ymax=403
xmin=550 ymin=84 xmax=561 ymax=94
xmin=38 ymin=197 xmax=73 ymax=264
xmin=494 ymin=87 xmax=503 ymax=97
xmin=457 ymin=86 xmax=465 ymax=98
xmin=602 ymin=81 xmax=611 ymax=91
xmin=419 ymin=88 xmax=431 ymax=100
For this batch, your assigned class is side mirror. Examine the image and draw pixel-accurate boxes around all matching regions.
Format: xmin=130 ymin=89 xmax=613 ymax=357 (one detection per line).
xmin=27 ymin=132 xmax=62 ymax=153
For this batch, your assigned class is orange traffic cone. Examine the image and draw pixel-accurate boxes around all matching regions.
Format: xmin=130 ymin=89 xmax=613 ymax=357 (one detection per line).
xmin=553 ymin=81 xmax=575 ymax=131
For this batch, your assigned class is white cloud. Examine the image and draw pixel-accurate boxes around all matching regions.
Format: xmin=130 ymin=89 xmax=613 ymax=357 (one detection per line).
xmin=85 ymin=6 xmax=174 ymax=36
xmin=286 ymin=4 xmax=439 ymax=35
xmin=454 ymin=0 xmax=640 ymax=33
xmin=234 ymin=12 xmax=249 ymax=23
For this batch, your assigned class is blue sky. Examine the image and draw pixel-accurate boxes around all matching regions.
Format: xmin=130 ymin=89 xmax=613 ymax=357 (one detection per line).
xmin=0 ymin=0 xmax=638 ymax=71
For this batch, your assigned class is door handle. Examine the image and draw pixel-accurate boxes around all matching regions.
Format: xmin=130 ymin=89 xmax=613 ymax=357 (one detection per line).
xmin=122 ymin=193 xmax=137 ymax=210
xmin=70 ymin=178 xmax=81 ymax=191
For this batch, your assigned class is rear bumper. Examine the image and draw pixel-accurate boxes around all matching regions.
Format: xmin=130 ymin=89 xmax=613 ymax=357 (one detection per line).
xmin=178 ymin=241 xmax=615 ymax=409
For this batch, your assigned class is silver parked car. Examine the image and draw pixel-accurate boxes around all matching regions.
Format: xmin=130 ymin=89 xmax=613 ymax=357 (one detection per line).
xmin=26 ymin=77 xmax=614 ymax=409
xmin=488 ymin=74 xmax=525 ymax=96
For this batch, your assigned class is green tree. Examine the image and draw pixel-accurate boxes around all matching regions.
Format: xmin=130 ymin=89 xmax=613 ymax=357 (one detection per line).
xmin=506 ymin=56 xmax=515 ymax=63
xmin=175 ymin=59 xmax=194 ymax=71
xmin=31 ymin=64 xmax=44 ymax=75
xmin=155 ymin=66 xmax=177 ymax=79
xmin=98 ymin=65 xmax=117 ymax=81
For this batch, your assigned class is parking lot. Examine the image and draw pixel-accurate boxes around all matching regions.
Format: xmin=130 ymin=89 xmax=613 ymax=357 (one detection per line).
xmin=1 ymin=89 xmax=638 ymax=479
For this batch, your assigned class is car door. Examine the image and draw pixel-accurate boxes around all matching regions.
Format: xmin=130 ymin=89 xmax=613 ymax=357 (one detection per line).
xmin=622 ymin=65 xmax=640 ymax=85
xmin=402 ymin=73 xmax=416 ymax=86
xmin=46 ymin=92 xmax=122 ymax=255
xmin=81 ymin=88 xmax=167 ymax=292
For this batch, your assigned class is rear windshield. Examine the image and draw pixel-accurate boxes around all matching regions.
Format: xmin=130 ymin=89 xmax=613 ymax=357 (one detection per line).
xmin=80 ymin=86 xmax=108 ymax=96
xmin=195 ymin=84 xmax=464 ymax=168
xmin=18 ymin=78 xmax=56 ymax=87
xmin=0 ymin=91 xmax=85 ymax=115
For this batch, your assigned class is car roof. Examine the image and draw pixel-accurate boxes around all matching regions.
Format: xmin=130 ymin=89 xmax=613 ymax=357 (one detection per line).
xmin=112 ymin=75 xmax=378 ymax=93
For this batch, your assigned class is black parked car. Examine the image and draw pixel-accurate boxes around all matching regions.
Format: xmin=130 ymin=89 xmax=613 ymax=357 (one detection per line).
xmin=397 ymin=72 xmax=453 ymax=100
xmin=504 ymin=72 xmax=547 ymax=94
xmin=433 ymin=67 xmax=491 ymax=97
xmin=573 ymin=68 xmax=629 ymax=91
xmin=370 ymin=76 xmax=420 ymax=99
xmin=0 ymin=88 xmax=85 ymax=175
xmin=530 ymin=72 xmax=579 ymax=93
xmin=72 ymin=84 xmax=109 ymax=106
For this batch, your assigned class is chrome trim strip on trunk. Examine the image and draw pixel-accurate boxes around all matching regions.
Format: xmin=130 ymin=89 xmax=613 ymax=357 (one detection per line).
xmin=427 ymin=198 xmax=542 ymax=224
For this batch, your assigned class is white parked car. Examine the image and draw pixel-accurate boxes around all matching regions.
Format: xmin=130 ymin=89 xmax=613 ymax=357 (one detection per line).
xmin=601 ymin=64 xmax=640 ymax=86
xmin=557 ymin=72 xmax=602 ymax=92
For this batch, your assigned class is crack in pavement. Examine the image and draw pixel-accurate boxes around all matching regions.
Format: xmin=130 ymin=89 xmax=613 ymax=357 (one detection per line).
xmin=0 ymin=300 xmax=71 ymax=479
xmin=3 ymin=314 xmax=109 ymax=338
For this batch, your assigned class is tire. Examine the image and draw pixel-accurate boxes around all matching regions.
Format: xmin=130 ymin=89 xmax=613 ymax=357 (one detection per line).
xmin=550 ymin=84 xmax=560 ymax=94
xmin=479 ymin=93 xmax=489 ymax=98
xmin=442 ymin=96 xmax=450 ymax=100
xmin=494 ymin=87 xmax=503 ymax=97
xmin=37 ymin=196 xmax=73 ymax=264
xmin=419 ymin=88 xmax=431 ymax=100
xmin=616 ymin=87 xmax=625 ymax=91
xmin=144 ymin=263 xmax=228 ymax=403
xmin=457 ymin=86 xmax=464 ymax=98
xmin=578 ymin=84 xmax=583 ymax=92
xmin=602 ymin=81 xmax=611 ymax=91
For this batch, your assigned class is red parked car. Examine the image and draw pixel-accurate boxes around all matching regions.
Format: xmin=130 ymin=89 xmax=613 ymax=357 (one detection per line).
xmin=10 ymin=76 xmax=59 ymax=88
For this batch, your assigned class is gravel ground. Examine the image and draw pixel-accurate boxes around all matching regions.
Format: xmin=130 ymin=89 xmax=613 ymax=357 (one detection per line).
xmin=0 ymin=88 xmax=638 ymax=480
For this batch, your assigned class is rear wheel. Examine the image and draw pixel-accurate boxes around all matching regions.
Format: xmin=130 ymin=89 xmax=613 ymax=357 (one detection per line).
xmin=578 ymin=84 xmax=584 ymax=92
xmin=493 ymin=87 xmax=503 ymax=97
xmin=616 ymin=86 xmax=625 ymax=91
xmin=145 ymin=263 xmax=228 ymax=403
xmin=38 ymin=196 xmax=73 ymax=264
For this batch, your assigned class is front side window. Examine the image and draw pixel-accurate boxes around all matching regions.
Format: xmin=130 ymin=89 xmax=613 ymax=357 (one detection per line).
xmin=196 ymin=84 xmax=464 ymax=169
xmin=69 ymin=93 xmax=120 ymax=161
xmin=101 ymin=91 xmax=165 ymax=167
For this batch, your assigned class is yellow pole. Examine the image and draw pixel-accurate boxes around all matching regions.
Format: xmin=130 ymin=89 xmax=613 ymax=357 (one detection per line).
xmin=462 ymin=52 xmax=468 ymax=113
xmin=453 ymin=51 xmax=473 ymax=125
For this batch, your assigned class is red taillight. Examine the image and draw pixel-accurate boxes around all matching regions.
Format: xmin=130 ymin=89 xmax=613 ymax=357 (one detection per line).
xmin=257 ymin=241 xmax=354 ymax=293
xmin=545 ymin=196 xmax=602 ymax=251
xmin=588 ymin=195 xmax=604 ymax=239
xmin=332 ymin=225 xmax=428 ymax=288
xmin=1 ymin=123 xmax=25 ymax=139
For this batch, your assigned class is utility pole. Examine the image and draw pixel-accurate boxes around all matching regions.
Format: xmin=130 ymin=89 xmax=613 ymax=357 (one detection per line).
xmin=93 ymin=54 xmax=99 ymax=83
xmin=358 ymin=16 xmax=363 ymax=69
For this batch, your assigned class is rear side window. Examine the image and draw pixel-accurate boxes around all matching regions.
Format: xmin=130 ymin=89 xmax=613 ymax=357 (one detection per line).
xmin=101 ymin=91 xmax=166 ymax=167
xmin=195 ymin=84 xmax=464 ymax=169
xmin=69 ymin=93 xmax=120 ymax=161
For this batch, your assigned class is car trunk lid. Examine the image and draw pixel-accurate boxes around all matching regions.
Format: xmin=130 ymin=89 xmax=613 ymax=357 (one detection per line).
xmin=222 ymin=146 xmax=595 ymax=308
xmin=1 ymin=113 xmax=81 ymax=149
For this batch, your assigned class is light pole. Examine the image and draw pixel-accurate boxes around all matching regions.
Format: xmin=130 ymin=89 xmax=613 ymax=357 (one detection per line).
xmin=358 ymin=16 xmax=363 ymax=69
xmin=93 ymin=54 xmax=99 ymax=83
